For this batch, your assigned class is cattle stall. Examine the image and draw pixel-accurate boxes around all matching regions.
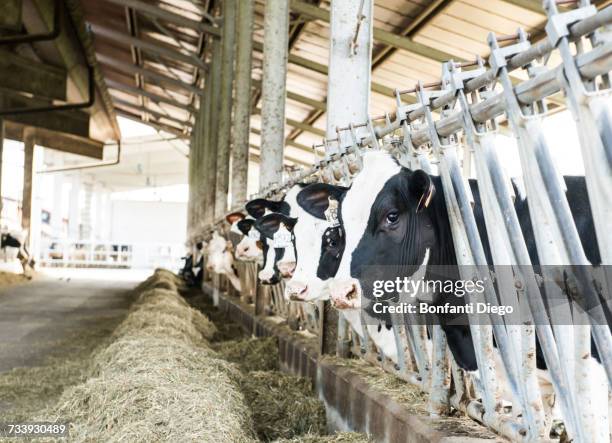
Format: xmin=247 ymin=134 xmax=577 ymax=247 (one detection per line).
xmin=0 ymin=0 xmax=610 ymax=442
xmin=199 ymin=2 xmax=612 ymax=442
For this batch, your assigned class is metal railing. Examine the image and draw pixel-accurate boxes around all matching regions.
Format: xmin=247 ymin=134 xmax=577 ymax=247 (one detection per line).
xmin=205 ymin=3 xmax=612 ymax=441
xmin=39 ymin=239 xmax=185 ymax=270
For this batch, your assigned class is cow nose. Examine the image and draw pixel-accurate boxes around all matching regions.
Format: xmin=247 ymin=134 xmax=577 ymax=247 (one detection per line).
xmin=258 ymin=269 xmax=276 ymax=285
xmin=278 ymin=261 xmax=296 ymax=278
xmin=329 ymin=279 xmax=361 ymax=309
xmin=286 ymin=280 xmax=308 ymax=301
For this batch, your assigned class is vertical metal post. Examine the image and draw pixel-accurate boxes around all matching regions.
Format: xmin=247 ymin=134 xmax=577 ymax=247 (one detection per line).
xmin=326 ymin=0 xmax=373 ymax=151
xmin=187 ymin=129 xmax=196 ymax=238
xmin=205 ymin=39 xmax=222 ymax=224
xmin=231 ymin=0 xmax=254 ymax=208
xmin=21 ymin=128 xmax=35 ymax=246
xmin=326 ymin=0 xmax=374 ymax=357
xmin=259 ymin=0 xmax=289 ymax=191
xmin=215 ymin=0 xmax=237 ymax=218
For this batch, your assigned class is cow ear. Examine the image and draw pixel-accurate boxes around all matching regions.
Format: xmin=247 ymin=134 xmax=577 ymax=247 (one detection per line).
xmin=237 ymin=219 xmax=254 ymax=236
xmin=409 ymin=169 xmax=435 ymax=212
xmin=245 ymin=199 xmax=268 ymax=219
xmin=255 ymin=214 xmax=282 ymax=239
xmin=297 ymin=183 xmax=348 ymax=220
xmin=226 ymin=211 xmax=245 ymax=224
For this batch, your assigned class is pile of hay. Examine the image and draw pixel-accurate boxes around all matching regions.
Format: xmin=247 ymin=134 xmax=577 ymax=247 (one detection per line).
xmin=214 ymin=337 xmax=279 ymax=372
xmin=42 ymin=270 xmax=256 ymax=443
xmin=133 ymin=268 xmax=185 ymax=294
xmin=0 ymin=270 xmax=30 ymax=288
xmin=273 ymin=433 xmax=372 ymax=442
xmin=240 ymin=371 xmax=326 ymax=441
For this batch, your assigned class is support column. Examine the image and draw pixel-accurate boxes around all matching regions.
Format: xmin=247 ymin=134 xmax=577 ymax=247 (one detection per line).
xmin=68 ymin=173 xmax=80 ymax=239
xmin=231 ymin=0 xmax=254 ymax=207
xmin=326 ymin=0 xmax=373 ymax=149
xmin=195 ymin=82 xmax=207 ymax=232
xmin=325 ymin=0 xmax=374 ymax=356
xmin=214 ymin=0 xmax=237 ymax=218
xmin=259 ymin=0 xmax=289 ymax=191
xmin=205 ymin=39 xmax=222 ymax=225
xmin=21 ymin=128 xmax=35 ymax=239
xmin=187 ymin=129 xmax=196 ymax=239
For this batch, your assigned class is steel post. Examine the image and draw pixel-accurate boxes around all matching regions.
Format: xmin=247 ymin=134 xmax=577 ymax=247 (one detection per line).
xmin=259 ymin=0 xmax=290 ymax=191
xmin=231 ymin=0 xmax=254 ymax=208
xmin=214 ymin=0 xmax=237 ymax=219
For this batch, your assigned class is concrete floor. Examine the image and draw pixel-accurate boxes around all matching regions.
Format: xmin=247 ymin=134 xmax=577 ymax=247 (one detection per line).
xmin=0 ymin=270 xmax=144 ymax=372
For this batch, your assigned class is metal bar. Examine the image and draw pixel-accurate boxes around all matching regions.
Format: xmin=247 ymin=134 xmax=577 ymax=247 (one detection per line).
xmin=214 ymin=0 xmax=237 ymax=218
xmin=205 ymin=39 xmax=222 ymax=225
xmin=232 ymin=0 xmax=255 ymax=208
xmin=259 ymin=0 xmax=290 ymax=191
xmin=106 ymin=79 xmax=195 ymax=112
xmin=97 ymin=54 xmax=203 ymax=96
xmin=90 ymin=24 xmax=208 ymax=71
xmin=100 ymin=0 xmax=221 ymax=37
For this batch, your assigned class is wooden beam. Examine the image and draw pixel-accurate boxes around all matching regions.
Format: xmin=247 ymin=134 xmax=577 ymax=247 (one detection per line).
xmin=106 ymin=79 xmax=196 ymax=112
xmin=0 ymin=90 xmax=90 ymax=138
xmin=100 ymin=0 xmax=221 ymax=37
xmin=3 ymin=121 xmax=105 ymax=160
xmin=0 ymin=50 xmax=67 ymax=101
xmin=90 ymin=23 xmax=208 ymax=70
xmin=97 ymin=54 xmax=203 ymax=96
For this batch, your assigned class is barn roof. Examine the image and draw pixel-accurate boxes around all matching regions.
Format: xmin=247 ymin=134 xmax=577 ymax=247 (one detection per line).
xmin=76 ymin=0 xmax=610 ymax=167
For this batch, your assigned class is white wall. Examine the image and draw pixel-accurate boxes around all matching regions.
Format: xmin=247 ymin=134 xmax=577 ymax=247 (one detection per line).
xmin=109 ymin=200 xmax=187 ymax=245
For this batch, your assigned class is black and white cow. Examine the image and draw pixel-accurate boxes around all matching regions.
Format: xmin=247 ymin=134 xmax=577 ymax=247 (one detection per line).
xmin=1 ymin=230 xmax=35 ymax=274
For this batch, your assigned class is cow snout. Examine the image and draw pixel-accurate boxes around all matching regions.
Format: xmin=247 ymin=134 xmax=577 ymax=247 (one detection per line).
xmin=258 ymin=269 xmax=278 ymax=285
xmin=278 ymin=261 xmax=296 ymax=278
xmin=285 ymin=280 xmax=308 ymax=301
xmin=329 ymin=279 xmax=361 ymax=309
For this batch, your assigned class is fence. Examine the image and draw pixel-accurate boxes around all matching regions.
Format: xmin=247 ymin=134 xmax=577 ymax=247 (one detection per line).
xmin=39 ymin=238 xmax=185 ymax=270
xmin=205 ymin=3 xmax=611 ymax=442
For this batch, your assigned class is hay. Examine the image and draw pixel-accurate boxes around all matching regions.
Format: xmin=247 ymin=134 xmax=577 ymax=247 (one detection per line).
xmin=35 ymin=272 xmax=257 ymax=443
xmin=0 ymin=270 xmax=30 ymax=288
xmin=214 ymin=337 xmax=279 ymax=372
xmin=273 ymin=432 xmax=372 ymax=442
xmin=132 ymin=268 xmax=185 ymax=294
xmin=240 ymin=371 xmax=326 ymax=441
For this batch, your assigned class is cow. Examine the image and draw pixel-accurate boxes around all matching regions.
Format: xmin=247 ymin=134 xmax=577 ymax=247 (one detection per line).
xmin=245 ymin=184 xmax=305 ymax=284
xmin=321 ymin=150 xmax=608 ymax=435
xmin=205 ymin=231 xmax=241 ymax=291
xmin=1 ymin=230 xmax=35 ymax=274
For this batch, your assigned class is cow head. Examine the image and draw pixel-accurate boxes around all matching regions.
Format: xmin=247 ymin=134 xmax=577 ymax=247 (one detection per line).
xmin=329 ymin=151 xmax=437 ymax=310
xmin=234 ymin=218 xmax=263 ymax=262
xmin=283 ymin=183 xmax=348 ymax=302
xmin=255 ymin=213 xmax=298 ymax=279
xmin=245 ymin=198 xmax=290 ymax=219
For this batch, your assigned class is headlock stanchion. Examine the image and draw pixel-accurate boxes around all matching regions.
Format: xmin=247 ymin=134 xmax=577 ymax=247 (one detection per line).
xmin=197 ymin=3 xmax=612 ymax=442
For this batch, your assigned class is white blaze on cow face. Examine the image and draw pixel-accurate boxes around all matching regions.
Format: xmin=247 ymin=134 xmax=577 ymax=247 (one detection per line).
xmin=329 ymin=151 xmax=401 ymax=308
xmin=258 ymin=241 xmax=277 ymax=283
xmin=271 ymin=223 xmax=295 ymax=278
xmin=285 ymin=208 xmax=331 ymax=301
xmin=235 ymin=224 xmax=263 ymax=262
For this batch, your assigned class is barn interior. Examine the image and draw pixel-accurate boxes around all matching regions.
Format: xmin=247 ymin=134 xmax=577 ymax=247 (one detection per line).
xmin=0 ymin=0 xmax=610 ymax=442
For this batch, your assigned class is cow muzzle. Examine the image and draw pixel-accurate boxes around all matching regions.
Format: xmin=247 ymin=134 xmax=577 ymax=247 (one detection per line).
xmin=285 ymin=280 xmax=308 ymax=301
xmin=278 ymin=261 xmax=296 ymax=278
xmin=329 ymin=278 xmax=362 ymax=309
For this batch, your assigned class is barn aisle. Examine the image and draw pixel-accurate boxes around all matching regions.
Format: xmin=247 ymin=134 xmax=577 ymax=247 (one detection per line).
xmin=0 ymin=273 xmax=139 ymax=373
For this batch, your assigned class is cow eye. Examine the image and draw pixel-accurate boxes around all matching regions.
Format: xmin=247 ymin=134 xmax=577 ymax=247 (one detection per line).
xmin=386 ymin=211 xmax=399 ymax=225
